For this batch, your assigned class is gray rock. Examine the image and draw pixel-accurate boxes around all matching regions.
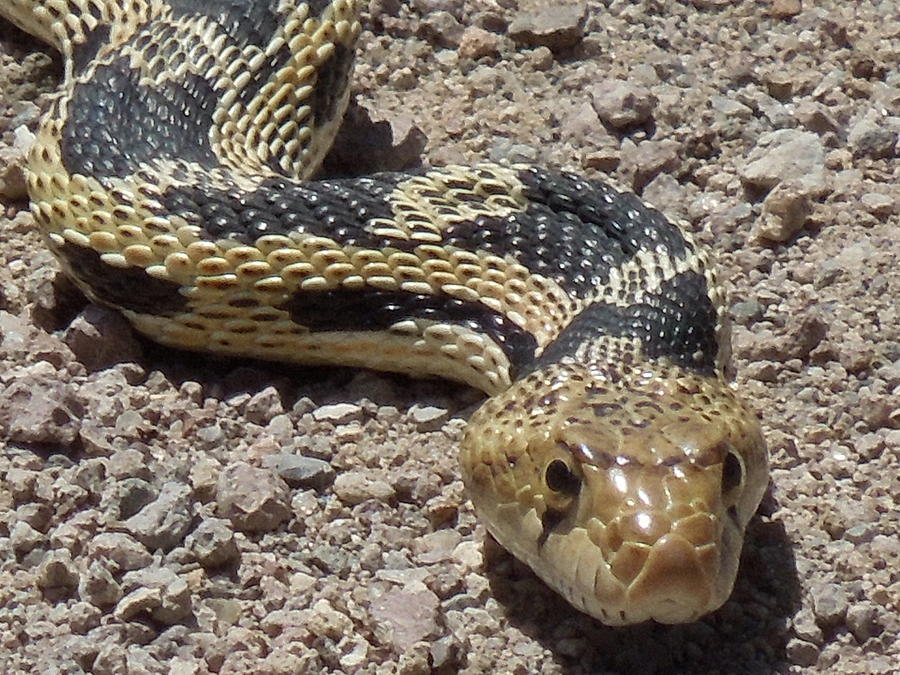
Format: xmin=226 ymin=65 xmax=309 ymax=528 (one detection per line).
xmin=87 ymin=532 xmax=153 ymax=571
xmin=756 ymin=180 xmax=813 ymax=242
xmin=0 ymin=363 xmax=83 ymax=446
xmin=267 ymin=454 xmax=335 ymax=489
xmin=187 ymin=518 xmax=240 ymax=568
xmin=740 ymin=129 xmax=827 ymax=194
xmin=312 ymin=402 xmax=363 ymax=425
xmin=508 ymin=4 xmax=587 ymax=51
xmin=243 ymin=386 xmax=284 ymax=425
xmin=124 ymin=482 xmax=194 ymax=550
xmin=217 ymin=462 xmax=291 ymax=533
xmin=419 ymin=10 xmax=464 ymax=47
xmin=590 ymin=79 xmax=657 ymax=129
xmin=811 ymin=583 xmax=850 ymax=628
xmin=848 ymin=112 xmax=898 ymax=159
xmin=333 ymin=471 xmax=396 ymax=505
xmin=409 ymin=404 xmax=449 ymax=432
xmin=63 ymin=305 xmax=143 ymax=371
xmin=370 ymin=585 xmax=441 ymax=651
xmin=119 ymin=567 xmax=193 ymax=624
xmin=78 ymin=561 xmax=123 ymax=608
xmin=36 ymin=549 xmax=80 ymax=591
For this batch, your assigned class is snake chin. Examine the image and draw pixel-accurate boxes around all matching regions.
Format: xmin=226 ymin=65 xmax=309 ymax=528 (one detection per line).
xmin=461 ymin=363 xmax=768 ymax=625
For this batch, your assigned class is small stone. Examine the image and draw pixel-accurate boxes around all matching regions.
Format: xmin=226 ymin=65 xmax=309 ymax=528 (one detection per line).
xmin=860 ymin=193 xmax=894 ymax=216
xmin=755 ymin=180 xmax=813 ymax=242
xmin=740 ymin=129 xmax=827 ymax=194
xmin=114 ymin=586 xmax=160 ymax=622
xmin=78 ymin=561 xmax=123 ymax=607
xmin=414 ymin=529 xmax=462 ymax=564
xmin=624 ymin=140 xmax=679 ymax=191
xmin=786 ymin=638 xmax=819 ymax=667
xmin=731 ymin=300 xmax=765 ymax=325
xmin=312 ymin=403 xmax=363 ymax=425
xmin=848 ymin=113 xmax=898 ymax=159
xmin=37 ymin=549 xmax=80 ymax=591
xmin=187 ymin=518 xmax=240 ymax=568
xmin=88 ymin=532 xmax=153 ymax=571
xmin=419 ymin=11 xmax=464 ymax=47
xmin=217 ymin=462 xmax=291 ymax=533
xmin=119 ymin=567 xmax=193 ymax=624
xmin=370 ymin=585 xmax=440 ymax=651
xmin=333 ymin=471 xmax=396 ymax=505
xmin=770 ymin=0 xmax=801 ymax=18
xmin=63 ymin=305 xmax=143 ymax=371
xmin=792 ymin=607 xmax=823 ymax=644
xmin=0 ymin=364 xmax=83 ymax=446
xmin=10 ymin=521 xmax=45 ymax=553
xmin=846 ymin=602 xmax=880 ymax=642
xmin=457 ymin=26 xmax=500 ymax=60
xmin=124 ymin=481 xmax=194 ymax=550
xmin=243 ymin=386 xmax=284 ymax=425
xmin=590 ymin=79 xmax=657 ymax=129
xmin=508 ymin=4 xmax=587 ymax=51
xmin=409 ymin=404 xmax=449 ymax=432
xmin=811 ymin=583 xmax=849 ymax=628
xmin=267 ymin=454 xmax=335 ymax=489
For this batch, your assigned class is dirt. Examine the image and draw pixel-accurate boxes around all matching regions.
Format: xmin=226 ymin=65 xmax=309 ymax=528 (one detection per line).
xmin=0 ymin=1 xmax=898 ymax=673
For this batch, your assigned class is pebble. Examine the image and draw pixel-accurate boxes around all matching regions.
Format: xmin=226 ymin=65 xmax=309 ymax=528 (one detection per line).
xmin=847 ymin=112 xmax=898 ymax=159
xmin=811 ymin=583 xmax=850 ymax=628
xmin=186 ymin=518 xmax=240 ymax=568
xmin=87 ymin=532 xmax=153 ymax=571
xmin=756 ymin=180 xmax=813 ymax=242
xmin=118 ymin=567 xmax=192 ymax=624
xmin=36 ymin=549 xmax=80 ymax=591
xmin=312 ymin=403 xmax=363 ymax=425
xmin=370 ymin=584 xmax=441 ymax=652
xmin=242 ymin=386 xmax=284 ymax=425
xmin=508 ymin=4 xmax=587 ymax=51
xmin=457 ymin=26 xmax=500 ymax=60
xmin=78 ymin=561 xmax=123 ymax=608
xmin=409 ymin=404 xmax=449 ymax=432
xmin=124 ymin=481 xmax=194 ymax=550
xmin=63 ymin=305 xmax=142 ymax=371
xmin=786 ymin=637 xmax=820 ymax=667
xmin=216 ymin=462 xmax=291 ymax=533
xmin=590 ymin=79 xmax=657 ymax=129
xmin=0 ymin=363 xmax=83 ymax=446
xmin=740 ymin=129 xmax=827 ymax=193
xmin=266 ymin=453 xmax=335 ymax=489
xmin=333 ymin=471 xmax=397 ymax=505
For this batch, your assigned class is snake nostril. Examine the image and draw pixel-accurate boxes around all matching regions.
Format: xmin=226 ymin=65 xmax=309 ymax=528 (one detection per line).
xmin=721 ymin=451 xmax=743 ymax=496
xmin=545 ymin=459 xmax=581 ymax=495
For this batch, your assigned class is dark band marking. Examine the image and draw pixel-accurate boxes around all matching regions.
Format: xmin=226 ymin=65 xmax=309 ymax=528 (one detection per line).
xmin=278 ymin=288 xmax=538 ymax=370
xmin=513 ymin=167 xmax=691 ymax=298
xmin=160 ymin=173 xmax=409 ymax=246
xmin=60 ymin=243 xmax=186 ymax=315
xmin=72 ymin=24 xmax=110 ymax=74
xmin=532 ymin=271 xmax=719 ymax=375
xmin=62 ymin=57 xmax=218 ymax=178
xmin=309 ymin=43 xmax=354 ymax=128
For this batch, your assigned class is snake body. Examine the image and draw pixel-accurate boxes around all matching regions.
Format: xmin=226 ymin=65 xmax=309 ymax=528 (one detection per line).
xmin=2 ymin=0 xmax=768 ymax=624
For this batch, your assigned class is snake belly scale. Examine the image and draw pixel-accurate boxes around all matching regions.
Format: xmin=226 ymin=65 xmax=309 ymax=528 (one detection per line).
xmin=2 ymin=0 xmax=768 ymax=625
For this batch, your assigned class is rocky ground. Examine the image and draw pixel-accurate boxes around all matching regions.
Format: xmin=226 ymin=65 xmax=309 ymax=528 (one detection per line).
xmin=0 ymin=1 xmax=898 ymax=673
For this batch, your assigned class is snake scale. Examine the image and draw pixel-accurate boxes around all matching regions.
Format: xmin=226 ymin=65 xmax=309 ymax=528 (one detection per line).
xmin=2 ymin=0 xmax=768 ymax=625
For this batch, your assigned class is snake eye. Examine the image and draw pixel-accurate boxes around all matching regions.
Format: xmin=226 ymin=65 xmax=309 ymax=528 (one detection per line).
xmin=545 ymin=459 xmax=580 ymax=495
xmin=722 ymin=451 xmax=744 ymax=495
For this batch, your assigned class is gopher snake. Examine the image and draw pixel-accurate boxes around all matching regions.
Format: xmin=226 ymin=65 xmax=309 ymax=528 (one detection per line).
xmin=2 ymin=0 xmax=768 ymax=624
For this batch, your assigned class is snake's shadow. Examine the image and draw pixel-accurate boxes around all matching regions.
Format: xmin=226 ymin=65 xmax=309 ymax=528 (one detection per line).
xmin=481 ymin=486 xmax=799 ymax=674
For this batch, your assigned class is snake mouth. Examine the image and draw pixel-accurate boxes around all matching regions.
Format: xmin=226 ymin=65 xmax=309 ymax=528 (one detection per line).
xmin=625 ymin=532 xmax=717 ymax=624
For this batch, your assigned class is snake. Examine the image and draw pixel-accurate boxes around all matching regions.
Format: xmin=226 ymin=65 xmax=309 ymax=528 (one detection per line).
xmin=2 ymin=0 xmax=768 ymax=625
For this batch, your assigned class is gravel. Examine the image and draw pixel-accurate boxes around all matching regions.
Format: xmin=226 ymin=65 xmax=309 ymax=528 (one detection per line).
xmin=1 ymin=1 xmax=898 ymax=673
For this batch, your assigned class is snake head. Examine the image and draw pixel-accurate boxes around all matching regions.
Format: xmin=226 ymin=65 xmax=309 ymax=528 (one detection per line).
xmin=461 ymin=362 xmax=767 ymax=625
